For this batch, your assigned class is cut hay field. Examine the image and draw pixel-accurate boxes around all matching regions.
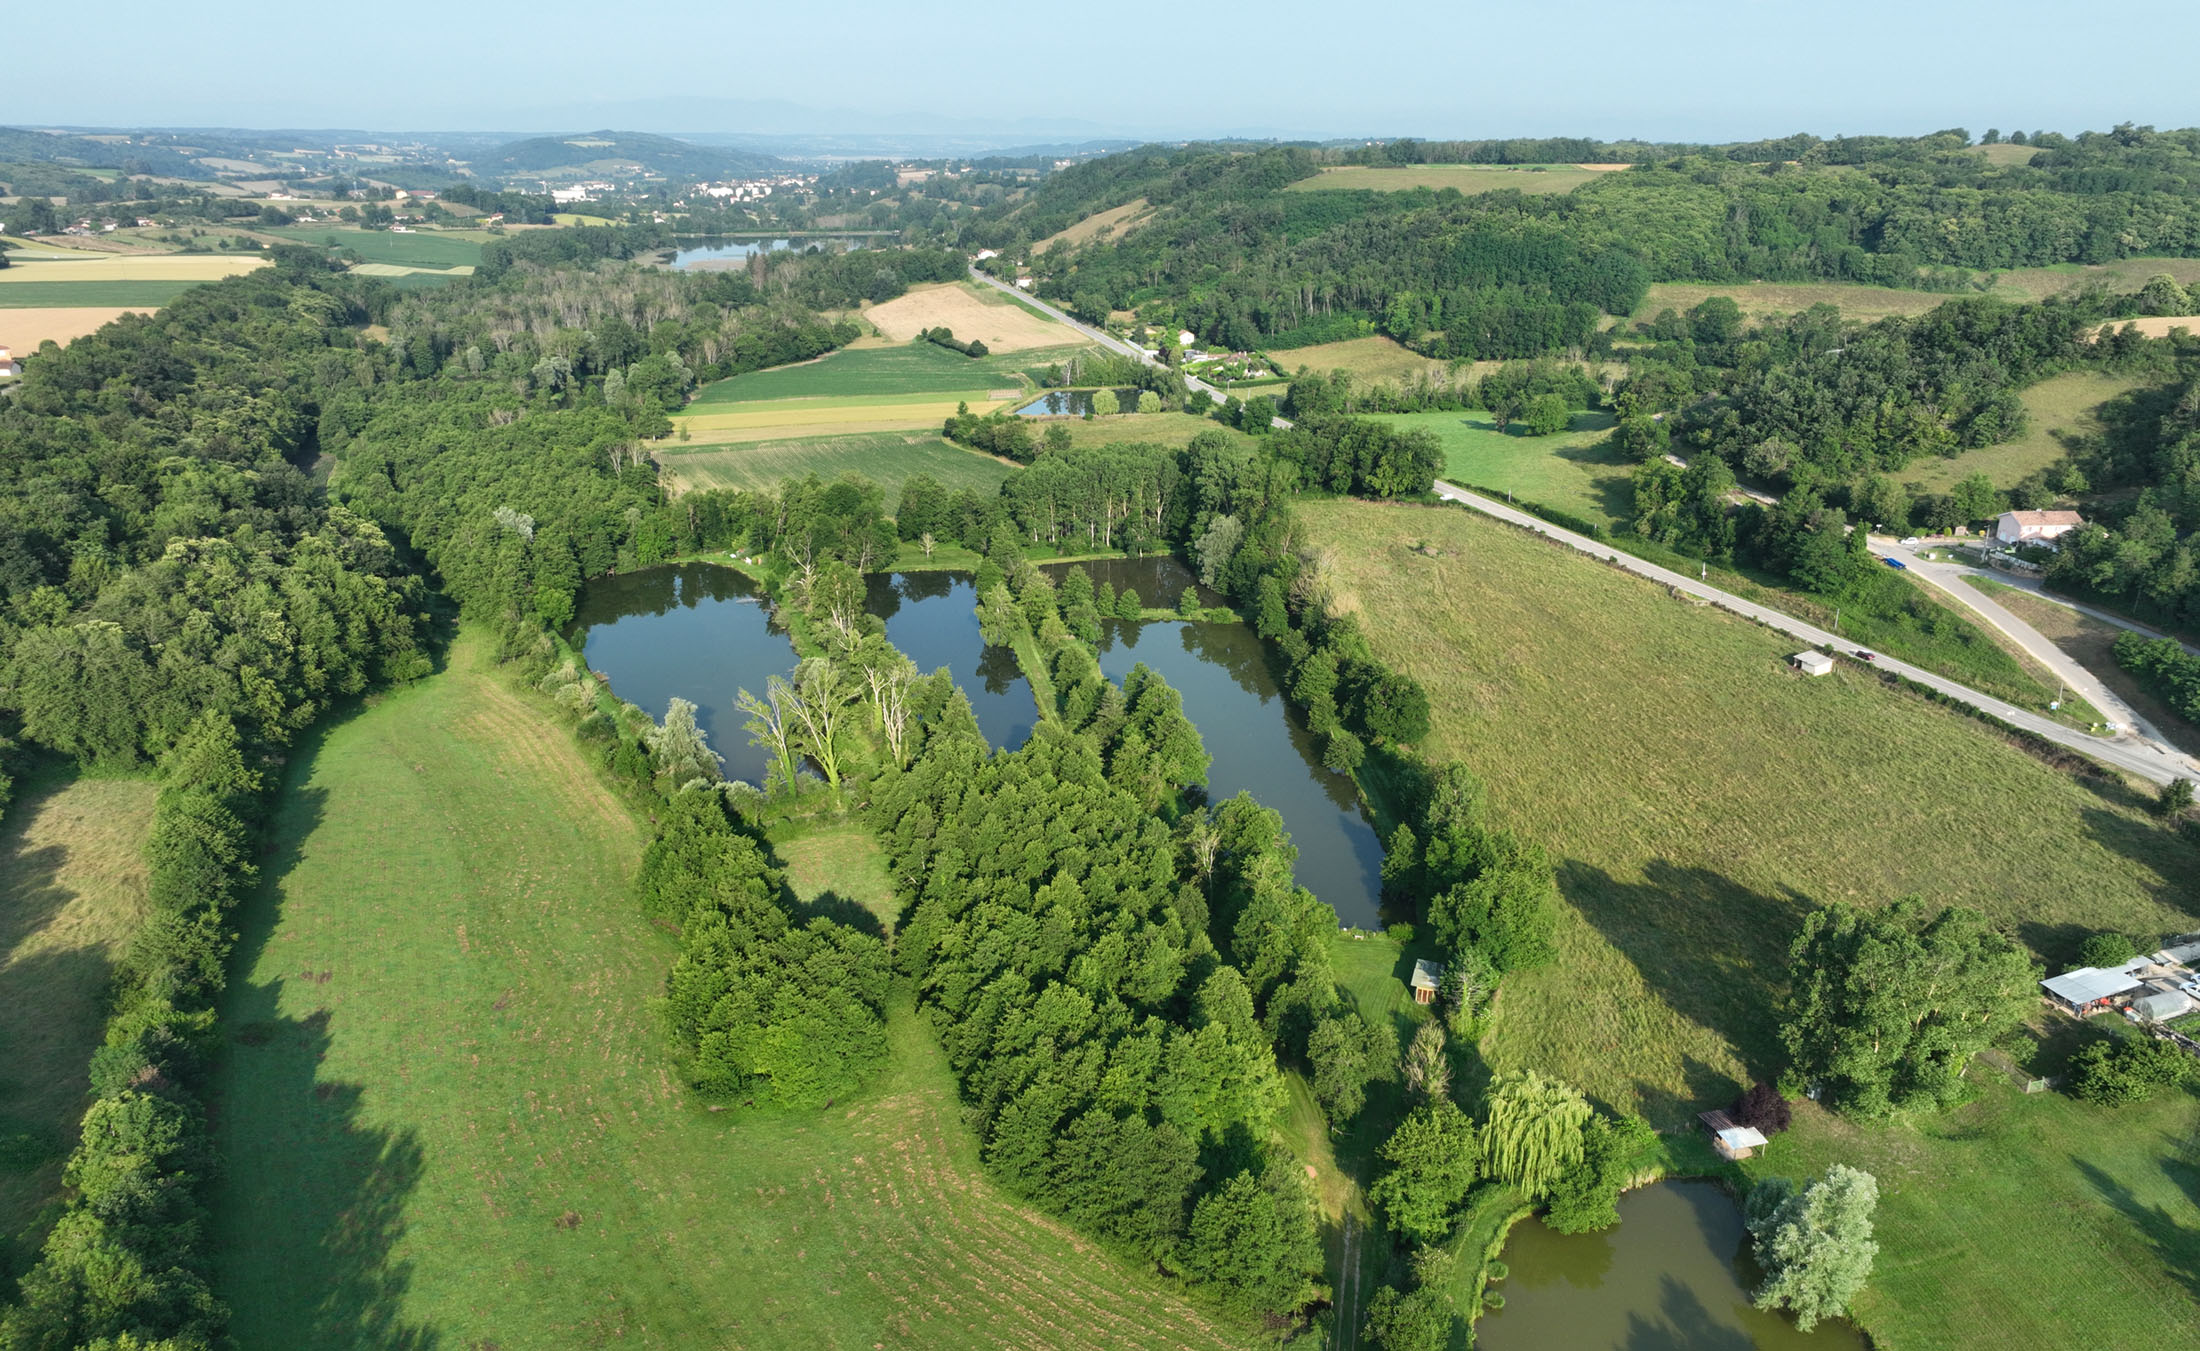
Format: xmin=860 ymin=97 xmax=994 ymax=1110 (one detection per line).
xmin=210 ymin=633 xmax=1255 ymax=1350
xmin=2101 ymin=314 xmax=2200 ymax=340
xmin=1300 ymin=497 xmax=2195 ymax=1122
xmin=259 ymin=226 xmax=490 ymax=270
xmin=0 ymin=254 xmax=268 ymax=309
xmin=1372 ymin=409 xmax=1626 ymax=528
xmin=1286 ymin=165 xmax=1614 ymax=194
xmin=0 ymin=776 xmax=158 ymax=1244
xmin=0 ymin=306 xmax=153 ymax=352
xmin=0 ymin=255 xmax=264 ymax=283
xmin=1035 ymin=197 xmax=1150 ymax=253
xmin=864 ymin=281 xmax=1067 ymax=352
xmin=1274 ymin=335 xmax=1449 ymax=384
xmin=1900 ymin=370 xmax=2144 ymax=493
xmin=655 ymin=430 xmax=1015 ymax=500
xmin=673 ymin=392 xmax=1017 ymax=442
xmin=1634 ymin=280 xmax=1957 ymax=324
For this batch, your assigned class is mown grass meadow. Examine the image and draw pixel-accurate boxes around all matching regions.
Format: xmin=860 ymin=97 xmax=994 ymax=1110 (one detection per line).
xmin=0 ymin=775 xmax=157 ymax=1244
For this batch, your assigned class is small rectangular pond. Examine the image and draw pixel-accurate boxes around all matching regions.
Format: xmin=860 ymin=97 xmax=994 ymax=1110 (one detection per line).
xmin=1013 ymin=387 xmax=1144 ymax=417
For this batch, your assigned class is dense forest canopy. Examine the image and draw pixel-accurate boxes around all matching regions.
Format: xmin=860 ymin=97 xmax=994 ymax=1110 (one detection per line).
xmin=960 ymin=126 xmax=2200 ymax=356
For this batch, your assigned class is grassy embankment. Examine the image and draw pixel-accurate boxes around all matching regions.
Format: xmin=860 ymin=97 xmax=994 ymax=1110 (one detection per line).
xmin=208 ymin=633 xmax=1258 ymax=1350
xmin=0 ymin=776 xmax=158 ymax=1249
xmin=1302 ymin=494 xmax=2200 ymax=1347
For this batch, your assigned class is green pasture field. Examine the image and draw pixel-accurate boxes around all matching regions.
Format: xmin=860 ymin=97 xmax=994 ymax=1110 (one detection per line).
xmin=0 ymin=775 xmax=158 ymax=1245
xmin=1301 ymin=498 xmax=2195 ymax=1120
xmin=1286 ymin=165 xmax=1611 ymax=195
xmin=687 ymin=342 xmax=1038 ymax=405
xmin=655 ymin=431 xmax=1015 ymax=500
xmin=1272 ymin=335 xmax=1449 ymax=384
xmin=1992 ymin=255 xmax=2200 ymax=301
xmin=1743 ymin=1041 xmax=2200 ymax=1350
xmin=1633 ymin=280 xmax=1960 ymax=325
xmin=1899 ymin=370 xmax=2144 ymax=493
xmin=0 ymin=281 xmax=206 ymax=308
xmin=209 ymin=632 xmax=1254 ymax=1350
xmin=1374 ymin=409 xmax=1626 ymax=528
xmin=260 ymin=226 xmax=490 ymax=270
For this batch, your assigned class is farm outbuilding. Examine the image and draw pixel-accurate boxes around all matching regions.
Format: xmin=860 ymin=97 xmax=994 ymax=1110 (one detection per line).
xmin=2133 ymin=989 xmax=2196 ymax=1022
xmin=1791 ymin=650 xmax=1834 ymax=677
xmin=1410 ymin=959 xmax=1442 ymax=1006
xmin=2041 ymin=962 xmax=2146 ymax=1014
xmin=1698 ymin=1109 xmax=1769 ymax=1161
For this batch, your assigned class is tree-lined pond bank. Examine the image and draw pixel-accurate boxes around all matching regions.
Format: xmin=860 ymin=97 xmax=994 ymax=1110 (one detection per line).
xmin=573 ymin=555 xmax=1388 ymax=928
xmin=1480 ymin=1181 xmax=1865 ymax=1351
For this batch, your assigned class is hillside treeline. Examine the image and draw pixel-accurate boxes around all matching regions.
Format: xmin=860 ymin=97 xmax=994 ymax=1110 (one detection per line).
xmin=970 ymin=126 xmax=2200 ymax=357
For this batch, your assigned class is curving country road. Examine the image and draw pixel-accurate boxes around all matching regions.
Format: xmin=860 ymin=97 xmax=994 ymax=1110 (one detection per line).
xmin=968 ymin=266 xmax=1277 ymax=418
xmin=1432 ymin=482 xmax=2200 ymax=786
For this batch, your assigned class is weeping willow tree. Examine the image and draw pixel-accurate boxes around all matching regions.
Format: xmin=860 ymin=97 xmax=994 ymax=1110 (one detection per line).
xmin=1482 ymin=1069 xmax=1591 ymax=1200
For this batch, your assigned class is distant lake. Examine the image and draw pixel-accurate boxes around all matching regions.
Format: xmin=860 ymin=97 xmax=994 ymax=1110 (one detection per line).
xmin=671 ymin=237 xmax=872 ymax=270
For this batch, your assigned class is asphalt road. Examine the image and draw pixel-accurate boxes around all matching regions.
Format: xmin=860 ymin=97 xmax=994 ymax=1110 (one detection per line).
xmin=967 ymin=267 xmax=1278 ymax=418
xmin=1432 ymin=481 xmax=2200 ymax=786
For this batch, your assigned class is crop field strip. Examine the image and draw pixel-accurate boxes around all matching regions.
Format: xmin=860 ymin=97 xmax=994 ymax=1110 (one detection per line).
xmin=210 ymin=633 xmax=1254 ymax=1350
xmin=0 ymin=307 xmax=156 ymax=351
xmin=685 ymin=342 xmax=1069 ymax=404
xmin=257 ymin=226 xmax=492 ymax=269
xmin=0 ymin=776 xmax=158 ymax=1240
xmin=654 ymin=430 xmax=1015 ymax=499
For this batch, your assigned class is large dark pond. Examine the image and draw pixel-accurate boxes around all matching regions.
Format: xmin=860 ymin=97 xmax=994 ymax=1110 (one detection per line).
xmin=1055 ymin=556 xmax=1387 ymax=930
xmin=570 ymin=563 xmax=798 ymax=787
xmin=1479 ymin=1181 xmax=1867 ymax=1351
xmin=865 ymin=571 xmax=1035 ymax=752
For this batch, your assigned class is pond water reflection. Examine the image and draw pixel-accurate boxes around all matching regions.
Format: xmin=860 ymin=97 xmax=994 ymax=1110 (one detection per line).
xmin=1479 ymin=1182 xmax=1867 ymax=1351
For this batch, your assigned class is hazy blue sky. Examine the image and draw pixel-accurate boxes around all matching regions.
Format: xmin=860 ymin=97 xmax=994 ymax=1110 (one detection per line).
xmin=13 ymin=0 xmax=2200 ymax=140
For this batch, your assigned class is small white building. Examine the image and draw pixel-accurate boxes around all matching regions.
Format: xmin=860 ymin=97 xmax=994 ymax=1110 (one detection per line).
xmin=2041 ymin=961 xmax=2146 ymax=1014
xmin=1995 ymin=510 xmax=2085 ymax=546
xmin=1791 ymin=650 xmax=1835 ymax=677
xmin=0 ymin=347 xmax=20 ymax=378
xmin=1410 ymin=959 xmax=1442 ymax=1006
xmin=973 ymin=248 xmax=1000 ymax=261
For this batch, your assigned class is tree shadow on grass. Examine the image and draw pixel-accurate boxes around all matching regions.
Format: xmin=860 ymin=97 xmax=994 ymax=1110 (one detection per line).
xmin=1556 ymin=859 xmax=1815 ymax=1121
xmin=212 ymin=751 xmax=440 ymax=1348
xmin=2077 ymin=804 xmax=2200 ymax=933
xmin=2074 ymin=1151 xmax=2200 ymax=1307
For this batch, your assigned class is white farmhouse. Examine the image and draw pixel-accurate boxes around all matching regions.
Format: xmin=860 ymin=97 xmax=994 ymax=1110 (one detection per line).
xmin=1995 ymin=510 xmax=2085 ymax=546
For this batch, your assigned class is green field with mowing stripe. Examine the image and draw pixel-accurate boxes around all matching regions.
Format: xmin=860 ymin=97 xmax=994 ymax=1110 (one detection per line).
xmin=260 ymin=226 xmax=490 ymax=270
xmin=688 ymin=342 xmax=1036 ymax=404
